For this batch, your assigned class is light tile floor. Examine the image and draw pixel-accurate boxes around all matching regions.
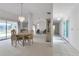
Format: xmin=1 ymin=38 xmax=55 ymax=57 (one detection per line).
xmin=0 ymin=34 xmax=53 ymax=56
xmin=0 ymin=34 xmax=79 ymax=56
xmin=53 ymin=36 xmax=79 ymax=56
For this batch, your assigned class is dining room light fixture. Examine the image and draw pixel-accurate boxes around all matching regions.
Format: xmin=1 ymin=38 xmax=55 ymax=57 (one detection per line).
xmin=18 ymin=3 xmax=25 ymax=22
xmin=18 ymin=16 xmax=25 ymax=22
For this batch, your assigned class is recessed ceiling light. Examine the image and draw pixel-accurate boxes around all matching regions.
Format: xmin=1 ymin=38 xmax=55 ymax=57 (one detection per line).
xmin=37 ymin=24 xmax=39 ymax=25
xmin=57 ymin=17 xmax=61 ymax=21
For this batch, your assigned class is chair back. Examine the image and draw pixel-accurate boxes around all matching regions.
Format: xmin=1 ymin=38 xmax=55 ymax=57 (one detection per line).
xmin=11 ymin=29 xmax=16 ymax=40
xmin=11 ymin=29 xmax=16 ymax=35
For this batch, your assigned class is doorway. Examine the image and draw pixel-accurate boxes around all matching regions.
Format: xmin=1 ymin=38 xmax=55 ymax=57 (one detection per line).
xmin=53 ymin=22 xmax=60 ymax=36
xmin=64 ymin=20 xmax=69 ymax=38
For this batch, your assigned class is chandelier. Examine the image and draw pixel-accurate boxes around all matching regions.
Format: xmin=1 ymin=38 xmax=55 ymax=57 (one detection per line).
xmin=18 ymin=3 xmax=25 ymax=22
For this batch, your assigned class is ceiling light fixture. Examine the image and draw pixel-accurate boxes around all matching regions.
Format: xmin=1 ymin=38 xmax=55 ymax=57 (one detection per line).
xmin=18 ymin=3 xmax=25 ymax=22
xmin=57 ymin=17 xmax=61 ymax=21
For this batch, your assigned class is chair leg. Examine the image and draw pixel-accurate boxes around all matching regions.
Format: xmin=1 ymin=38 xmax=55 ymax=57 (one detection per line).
xmin=15 ymin=40 xmax=17 ymax=47
xmin=24 ymin=40 xmax=27 ymax=45
xmin=28 ymin=39 xmax=30 ymax=45
xmin=11 ymin=40 xmax=13 ymax=46
xmin=23 ymin=40 xmax=25 ymax=46
xmin=18 ymin=40 xmax=19 ymax=44
xmin=32 ymin=39 xmax=33 ymax=44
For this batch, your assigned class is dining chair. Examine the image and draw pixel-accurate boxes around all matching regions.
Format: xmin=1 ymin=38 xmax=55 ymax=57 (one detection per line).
xmin=24 ymin=30 xmax=34 ymax=45
xmin=11 ymin=29 xmax=23 ymax=47
xmin=11 ymin=29 xmax=17 ymax=46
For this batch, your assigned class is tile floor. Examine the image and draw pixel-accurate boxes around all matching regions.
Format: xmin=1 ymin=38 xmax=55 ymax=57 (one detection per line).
xmin=53 ymin=36 xmax=79 ymax=56
xmin=0 ymin=34 xmax=79 ymax=56
xmin=0 ymin=34 xmax=53 ymax=56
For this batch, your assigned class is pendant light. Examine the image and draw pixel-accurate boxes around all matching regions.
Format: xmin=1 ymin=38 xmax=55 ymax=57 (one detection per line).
xmin=18 ymin=3 xmax=25 ymax=22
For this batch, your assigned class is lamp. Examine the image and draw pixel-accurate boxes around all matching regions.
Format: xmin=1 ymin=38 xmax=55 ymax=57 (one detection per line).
xmin=19 ymin=16 xmax=25 ymax=22
xmin=18 ymin=3 xmax=25 ymax=22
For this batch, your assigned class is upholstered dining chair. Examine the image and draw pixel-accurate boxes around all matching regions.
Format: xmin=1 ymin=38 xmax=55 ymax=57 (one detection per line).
xmin=24 ymin=30 xmax=34 ymax=45
xmin=11 ymin=29 xmax=17 ymax=46
xmin=16 ymin=35 xmax=23 ymax=45
xmin=11 ymin=29 xmax=23 ymax=46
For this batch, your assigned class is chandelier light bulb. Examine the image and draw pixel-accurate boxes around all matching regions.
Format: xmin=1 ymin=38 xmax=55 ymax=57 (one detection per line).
xmin=18 ymin=16 xmax=25 ymax=22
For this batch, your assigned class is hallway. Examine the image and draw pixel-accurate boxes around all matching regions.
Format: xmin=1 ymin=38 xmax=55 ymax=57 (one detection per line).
xmin=53 ymin=36 xmax=79 ymax=56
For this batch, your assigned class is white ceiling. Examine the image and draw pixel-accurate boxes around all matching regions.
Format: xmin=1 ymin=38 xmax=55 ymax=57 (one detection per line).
xmin=0 ymin=3 xmax=52 ymax=22
xmin=1 ymin=3 xmax=77 ymax=24
xmin=2 ymin=3 xmax=79 ymax=27
xmin=53 ymin=3 xmax=78 ymax=23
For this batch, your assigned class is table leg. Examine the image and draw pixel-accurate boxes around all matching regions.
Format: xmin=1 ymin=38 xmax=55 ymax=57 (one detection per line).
xmin=22 ymin=36 xmax=24 ymax=46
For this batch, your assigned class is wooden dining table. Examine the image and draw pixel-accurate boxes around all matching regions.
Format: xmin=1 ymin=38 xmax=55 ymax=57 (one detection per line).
xmin=16 ymin=32 xmax=32 ymax=46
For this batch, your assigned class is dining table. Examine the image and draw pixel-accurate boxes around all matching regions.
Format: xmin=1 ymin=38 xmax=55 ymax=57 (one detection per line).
xmin=16 ymin=32 xmax=32 ymax=46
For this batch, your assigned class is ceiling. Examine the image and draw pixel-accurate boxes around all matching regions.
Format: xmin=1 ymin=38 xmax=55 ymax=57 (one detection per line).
xmin=53 ymin=3 xmax=78 ymax=23
xmin=0 ymin=3 xmax=52 ymax=22
xmin=0 ymin=3 xmax=77 ymax=24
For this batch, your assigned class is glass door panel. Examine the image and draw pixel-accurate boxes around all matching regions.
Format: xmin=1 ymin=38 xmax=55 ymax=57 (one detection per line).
xmin=7 ymin=21 xmax=18 ymax=39
xmin=0 ymin=20 xmax=6 ymax=40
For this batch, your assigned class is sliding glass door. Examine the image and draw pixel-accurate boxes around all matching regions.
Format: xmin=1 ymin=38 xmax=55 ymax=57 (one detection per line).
xmin=0 ymin=20 xmax=6 ymax=40
xmin=7 ymin=21 xmax=18 ymax=39
xmin=0 ymin=19 xmax=18 ymax=40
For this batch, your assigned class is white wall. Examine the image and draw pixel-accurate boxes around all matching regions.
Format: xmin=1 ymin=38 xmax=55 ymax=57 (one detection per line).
xmin=53 ymin=3 xmax=79 ymax=51
xmin=28 ymin=13 xmax=33 ymax=32
xmin=59 ymin=19 xmax=64 ymax=37
xmin=50 ymin=4 xmax=53 ymax=46
xmin=36 ymin=19 xmax=46 ymax=31
xmin=68 ymin=5 xmax=79 ymax=51
xmin=59 ymin=4 xmax=79 ymax=51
